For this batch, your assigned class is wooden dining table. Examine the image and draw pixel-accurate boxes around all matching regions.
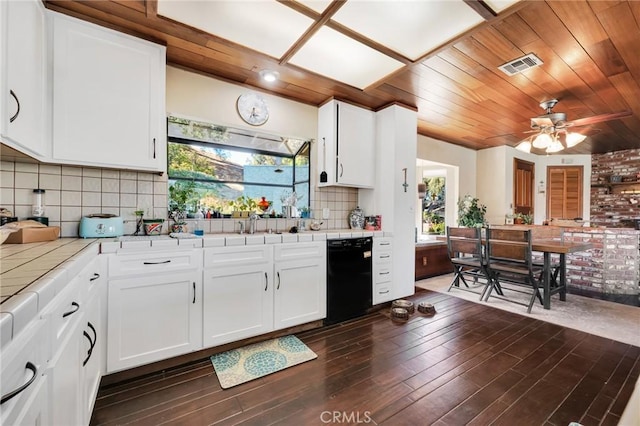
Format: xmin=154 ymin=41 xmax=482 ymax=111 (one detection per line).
xmin=531 ymin=239 xmax=594 ymax=309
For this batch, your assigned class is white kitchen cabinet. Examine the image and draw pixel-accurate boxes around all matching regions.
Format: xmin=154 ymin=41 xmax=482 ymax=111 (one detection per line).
xmin=0 ymin=0 xmax=49 ymax=157
xmin=107 ymin=269 xmax=202 ymax=373
xmin=0 ymin=317 xmax=50 ymax=426
xmin=51 ymin=11 xmax=166 ymax=173
xmin=81 ymin=270 xmax=104 ymax=425
xmin=372 ymin=237 xmax=394 ymax=304
xmin=318 ymin=99 xmax=375 ymax=188
xmin=273 ymin=242 xmax=326 ymax=329
xmin=360 ymin=104 xmax=417 ymax=301
xmin=203 ymin=245 xmax=274 ymax=347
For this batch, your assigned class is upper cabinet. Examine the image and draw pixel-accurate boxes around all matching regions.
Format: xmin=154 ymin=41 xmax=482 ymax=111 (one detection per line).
xmin=51 ymin=12 xmax=166 ymax=173
xmin=0 ymin=0 xmax=49 ymax=157
xmin=318 ymin=99 xmax=375 ymax=188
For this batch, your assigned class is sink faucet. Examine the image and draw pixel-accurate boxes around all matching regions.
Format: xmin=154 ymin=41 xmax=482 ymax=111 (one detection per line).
xmin=249 ymin=213 xmax=260 ymax=234
xmin=238 ymin=221 xmax=245 ymax=234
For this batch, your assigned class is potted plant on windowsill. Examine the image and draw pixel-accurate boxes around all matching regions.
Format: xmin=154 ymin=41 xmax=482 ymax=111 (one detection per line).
xmin=169 ymin=181 xmax=196 ymax=232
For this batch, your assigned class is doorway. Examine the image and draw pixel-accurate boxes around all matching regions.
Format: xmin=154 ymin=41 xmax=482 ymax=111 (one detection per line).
xmin=513 ymin=158 xmax=534 ymax=215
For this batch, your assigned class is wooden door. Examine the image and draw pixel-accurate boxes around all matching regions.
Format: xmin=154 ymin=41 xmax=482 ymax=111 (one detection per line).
xmin=514 ymin=159 xmax=534 ymax=215
xmin=547 ymin=166 xmax=583 ymax=219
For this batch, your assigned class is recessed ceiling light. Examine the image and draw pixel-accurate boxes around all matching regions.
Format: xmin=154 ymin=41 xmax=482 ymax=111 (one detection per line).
xmin=259 ymin=70 xmax=280 ymax=82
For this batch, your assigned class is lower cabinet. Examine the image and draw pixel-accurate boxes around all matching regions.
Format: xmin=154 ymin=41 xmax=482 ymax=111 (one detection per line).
xmin=0 ymin=317 xmax=50 ymax=426
xmin=107 ymin=270 xmax=202 ymax=373
xmin=274 ymin=242 xmax=326 ymax=329
xmin=203 ymin=242 xmax=326 ymax=347
xmin=203 ymin=245 xmax=273 ymax=347
xmin=47 ymin=256 xmax=105 ymax=426
xmin=415 ymin=243 xmax=453 ymax=280
xmin=373 ymin=237 xmax=394 ymax=304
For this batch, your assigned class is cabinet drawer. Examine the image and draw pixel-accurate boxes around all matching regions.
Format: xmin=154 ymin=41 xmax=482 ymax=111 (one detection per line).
xmin=374 ymin=266 xmax=393 ymax=284
xmin=374 ymin=238 xmax=392 ymax=249
xmin=373 ymin=283 xmax=393 ymax=304
xmin=0 ymin=317 xmax=49 ymax=424
xmin=109 ymin=250 xmax=202 ymax=277
xmin=274 ymin=242 xmax=325 ymax=262
xmin=205 ymin=245 xmax=271 ymax=269
xmin=375 ymin=250 xmax=392 ymax=264
xmin=44 ymin=277 xmax=83 ymax=355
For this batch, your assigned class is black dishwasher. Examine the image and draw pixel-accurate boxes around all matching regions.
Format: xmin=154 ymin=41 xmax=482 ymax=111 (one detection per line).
xmin=325 ymin=237 xmax=373 ymax=325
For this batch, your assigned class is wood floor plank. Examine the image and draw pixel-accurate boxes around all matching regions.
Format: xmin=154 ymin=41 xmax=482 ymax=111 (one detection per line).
xmin=90 ymin=289 xmax=638 ymax=426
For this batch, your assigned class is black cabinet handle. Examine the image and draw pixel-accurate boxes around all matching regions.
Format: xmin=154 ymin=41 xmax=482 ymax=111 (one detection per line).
xmin=62 ymin=302 xmax=80 ymax=318
xmin=380 ymin=272 xmax=390 ymax=275
xmin=380 ymin=255 xmax=390 ymax=259
xmin=9 ymin=90 xmax=20 ymax=123
xmin=192 ymin=282 xmax=196 ymax=304
xmin=380 ymin=242 xmax=391 ymax=246
xmin=143 ymin=260 xmax=171 ymax=265
xmin=153 ymin=137 xmax=156 ymax=159
xmin=1 ymin=362 xmax=37 ymax=404
xmin=83 ymin=322 xmax=97 ymax=367
xmin=339 ymin=163 xmax=344 ymax=178
xmin=380 ymin=290 xmax=390 ymax=294
xmin=276 ymin=272 xmax=281 ymax=290
xmin=89 ymin=273 xmax=100 ymax=282
xmin=264 ymin=272 xmax=268 ymax=291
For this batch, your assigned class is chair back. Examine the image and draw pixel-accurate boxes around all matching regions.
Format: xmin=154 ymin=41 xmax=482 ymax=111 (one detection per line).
xmin=446 ymin=226 xmax=483 ymax=259
xmin=486 ymin=228 xmax=533 ymax=266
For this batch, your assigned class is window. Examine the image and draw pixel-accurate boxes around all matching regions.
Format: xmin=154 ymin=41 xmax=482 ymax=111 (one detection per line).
xmin=421 ymin=176 xmax=446 ymax=236
xmin=167 ymin=116 xmax=310 ymax=217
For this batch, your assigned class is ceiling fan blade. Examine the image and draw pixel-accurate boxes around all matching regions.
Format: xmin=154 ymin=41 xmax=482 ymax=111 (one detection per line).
xmin=567 ymin=110 xmax=632 ymax=127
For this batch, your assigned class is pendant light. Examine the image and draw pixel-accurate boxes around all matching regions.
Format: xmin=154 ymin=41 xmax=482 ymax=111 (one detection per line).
xmin=565 ymin=132 xmax=587 ymax=147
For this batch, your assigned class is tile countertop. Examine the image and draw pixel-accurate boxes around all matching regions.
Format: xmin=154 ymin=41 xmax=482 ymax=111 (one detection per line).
xmin=0 ymin=237 xmax=100 ymax=348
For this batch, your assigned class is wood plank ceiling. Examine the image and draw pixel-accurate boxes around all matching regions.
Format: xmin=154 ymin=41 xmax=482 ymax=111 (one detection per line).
xmin=45 ymin=0 xmax=640 ymax=155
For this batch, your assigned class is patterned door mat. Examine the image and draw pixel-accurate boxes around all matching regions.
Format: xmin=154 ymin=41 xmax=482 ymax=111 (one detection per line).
xmin=210 ymin=335 xmax=317 ymax=389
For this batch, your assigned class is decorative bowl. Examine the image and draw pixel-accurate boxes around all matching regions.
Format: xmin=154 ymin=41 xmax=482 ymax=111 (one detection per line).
xmin=418 ymin=302 xmax=437 ymax=316
xmin=391 ymin=299 xmax=415 ymax=314
xmin=143 ymin=219 xmax=164 ymax=235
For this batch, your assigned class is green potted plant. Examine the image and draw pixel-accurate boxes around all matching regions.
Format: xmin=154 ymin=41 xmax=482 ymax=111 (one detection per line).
xmin=457 ymin=195 xmax=487 ymax=228
xmin=169 ymin=181 xmax=196 ymax=232
xmin=228 ymin=195 xmax=257 ymax=218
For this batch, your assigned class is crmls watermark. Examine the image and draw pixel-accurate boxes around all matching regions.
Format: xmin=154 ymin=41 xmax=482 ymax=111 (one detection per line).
xmin=320 ymin=411 xmax=373 ymax=424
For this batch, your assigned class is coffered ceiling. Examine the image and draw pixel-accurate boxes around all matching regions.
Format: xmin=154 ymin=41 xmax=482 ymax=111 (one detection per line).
xmin=45 ymin=0 xmax=640 ymax=155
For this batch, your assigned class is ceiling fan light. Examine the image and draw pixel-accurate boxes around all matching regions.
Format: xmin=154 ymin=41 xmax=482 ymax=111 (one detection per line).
xmin=515 ymin=140 xmax=531 ymax=153
xmin=532 ymin=132 xmax=552 ymax=149
xmin=546 ymin=139 xmax=564 ymax=153
xmin=565 ymin=132 xmax=586 ymax=147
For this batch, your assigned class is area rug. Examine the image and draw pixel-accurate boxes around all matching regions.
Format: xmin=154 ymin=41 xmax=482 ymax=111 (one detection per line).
xmin=210 ymin=335 xmax=317 ymax=389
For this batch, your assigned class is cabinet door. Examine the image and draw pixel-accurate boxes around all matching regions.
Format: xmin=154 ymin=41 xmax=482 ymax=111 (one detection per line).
xmin=274 ymin=256 xmax=326 ymax=329
xmin=336 ymin=102 xmax=375 ymax=188
xmin=203 ymin=263 xmax=273 ymax=347
xmin=81 ymin=293 xmax=102 ymax=425
xmin=51 ymin=12 xmax=166 ymax=172
xmin=107 ymin=271 xmax=201 ymax=373
xmin=317 ymin=100 xmax=375 ymax=188
xmin=49 ymin=314 xmax=83 ymax=426
xmin=0 ymin=0 xmax=48 ymax=157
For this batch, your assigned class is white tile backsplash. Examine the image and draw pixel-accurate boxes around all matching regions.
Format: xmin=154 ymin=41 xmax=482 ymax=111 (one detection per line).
xmin=1 ymin=159 xmax=357 ymax=237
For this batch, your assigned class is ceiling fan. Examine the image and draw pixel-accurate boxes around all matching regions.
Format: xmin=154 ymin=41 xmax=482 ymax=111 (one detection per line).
xmin=515 ymin=99 xmax=632 ymax=153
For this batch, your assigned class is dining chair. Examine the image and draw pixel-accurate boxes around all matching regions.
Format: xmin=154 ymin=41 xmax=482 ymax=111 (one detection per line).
xmin=446 ymin=226 xmax=496 ymax=300
xmin=484 ymin=228 xmax=544 ymax=313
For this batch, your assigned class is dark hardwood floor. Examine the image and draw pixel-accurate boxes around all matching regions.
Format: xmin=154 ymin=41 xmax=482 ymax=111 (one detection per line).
xmin=90 ymin=289 xmax=639 ymax=425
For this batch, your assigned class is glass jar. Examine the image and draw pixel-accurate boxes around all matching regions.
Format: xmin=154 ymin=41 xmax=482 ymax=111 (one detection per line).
xmin=32 ymin=189 xmax=45 ymax=217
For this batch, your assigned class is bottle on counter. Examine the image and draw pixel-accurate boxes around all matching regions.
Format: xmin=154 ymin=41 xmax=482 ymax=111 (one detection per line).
xmin=194 ymin=209 xmax=204 ymax=236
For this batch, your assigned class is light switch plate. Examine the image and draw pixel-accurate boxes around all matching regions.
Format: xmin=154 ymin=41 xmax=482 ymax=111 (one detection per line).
xmin=322 ymin=208 xmax=330 ymax=219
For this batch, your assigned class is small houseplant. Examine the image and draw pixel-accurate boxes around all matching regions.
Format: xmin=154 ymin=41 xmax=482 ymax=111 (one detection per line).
xmin=169 ymin=181 xmax=196 ymax=232
xmin=457 ymin=195 xmax=487 ymax=228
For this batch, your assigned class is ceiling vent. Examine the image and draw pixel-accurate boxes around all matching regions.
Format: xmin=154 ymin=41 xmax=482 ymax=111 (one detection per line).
xmin=498 ymin=53 xmax=543 ymax=76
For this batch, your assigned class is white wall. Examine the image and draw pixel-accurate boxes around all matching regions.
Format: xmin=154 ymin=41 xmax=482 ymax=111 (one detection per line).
xmin=166 ymin=66 xmax=318 ymax=141
xmin=476 ymin=145 xmax=592 ymax=225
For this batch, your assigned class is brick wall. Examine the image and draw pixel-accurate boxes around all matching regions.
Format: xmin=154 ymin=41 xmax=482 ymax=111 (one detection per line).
xmin=590 ymin=148 xmax=640 ymax=228
xmin=564 ymin=228 xmax=640 ymax=295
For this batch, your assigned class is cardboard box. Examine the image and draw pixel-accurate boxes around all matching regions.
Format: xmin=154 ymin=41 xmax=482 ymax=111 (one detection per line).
xmin=4 ymin=226 xmax=61 ymax=244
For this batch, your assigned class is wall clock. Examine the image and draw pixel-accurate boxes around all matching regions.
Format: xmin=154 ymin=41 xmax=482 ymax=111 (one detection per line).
xmin=236 ymin=93 xmax=269 ymax=126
